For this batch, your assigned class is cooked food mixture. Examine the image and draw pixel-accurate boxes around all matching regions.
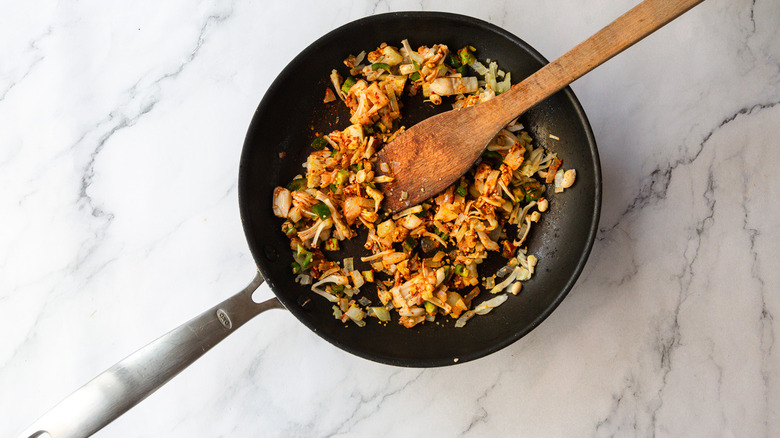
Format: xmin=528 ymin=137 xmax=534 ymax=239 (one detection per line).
xmin=272 ymin=40 xmax=575 ymax=328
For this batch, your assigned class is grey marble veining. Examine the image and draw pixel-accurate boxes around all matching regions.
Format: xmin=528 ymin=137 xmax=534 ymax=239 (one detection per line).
xmin=2 ymin=0 xmax=779 ymax=436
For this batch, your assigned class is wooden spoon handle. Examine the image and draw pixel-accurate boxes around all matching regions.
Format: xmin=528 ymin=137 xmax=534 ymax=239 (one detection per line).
xmin=493 ymin=0 xmax=704 ymax=121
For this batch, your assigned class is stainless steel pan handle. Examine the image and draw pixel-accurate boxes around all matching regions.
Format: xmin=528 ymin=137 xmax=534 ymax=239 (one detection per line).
xmin=17 ymin=271 xmax=283 ymax=438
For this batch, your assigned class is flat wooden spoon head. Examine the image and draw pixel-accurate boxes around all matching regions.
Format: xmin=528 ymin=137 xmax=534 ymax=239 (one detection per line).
xmin=377 ymin=0 xmax=704 ymax=212
xmin=376 ymin=101 xmax=508 ymax=211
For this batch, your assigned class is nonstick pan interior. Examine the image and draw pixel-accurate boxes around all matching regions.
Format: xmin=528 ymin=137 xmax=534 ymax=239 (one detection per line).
xmin=239 ymin=12 xmax=601 ymax=367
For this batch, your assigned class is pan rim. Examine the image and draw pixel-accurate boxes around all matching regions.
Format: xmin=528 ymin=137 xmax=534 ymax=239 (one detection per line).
xmin=239 ymin=11 xmax=601 ymax=367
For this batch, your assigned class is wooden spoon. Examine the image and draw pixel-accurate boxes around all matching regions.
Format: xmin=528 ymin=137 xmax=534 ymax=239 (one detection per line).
xmin=377 ymin=0 xmax=704 ymax=211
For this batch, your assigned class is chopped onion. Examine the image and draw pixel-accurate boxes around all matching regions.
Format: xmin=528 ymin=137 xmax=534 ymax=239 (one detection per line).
xmin=311 ymin=288 xmax=338 ymax=303
xmin=354 ymin=50 xmax=366 ymax=66
xmin=343 ymin=257 xmax=354 ymax=272
xmin=392 ymin=205 xmax=423 ymax=220
xmin=496 ymin=258 xmax=518 ymax=277
xmin=399 ymin=307 xmax=425 ymax=317
xmin=370 ymin=307 xmax=391 ymax=321
xmin=399 ymin=63 xmax=416 ymax=75
xmin=361 ymin=249 xmax=394 ymax=262
xmin=490 ymin=266 xmax=521 ymax=293
xmin=435 ymin=268 xmax=446 ymax=286
xmin=346 ymin=306 xmax=366 ymax=327
xmin=496 ymin=72 xmax=511 ymax=94
xmin=454 ymin=310 xmax=476 ymax=328
xmin=554 ymin=168 xmax=565 ymax=192
xmin=474 ymin=294 xmax=508 ymax=315
xmin=516 ymin=267 xmax=531 ymax=282
xmin=312 ymin=274 xmax=349 ymax=288
xmin=350 ymin=270 xmax=365 ymax=289
xmin=358 ymin=296 xmax=372 ymax=307
xmin=296 ymin=274 xmax=311 ymax=285
xmin=429 ymin=77 xmax=478 ymax=96
xmin=470 ymin=61 xmax=489 ymax=76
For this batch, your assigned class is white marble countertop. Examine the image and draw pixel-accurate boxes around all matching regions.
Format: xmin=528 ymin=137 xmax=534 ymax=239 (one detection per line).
xmin=3 ymin=0 xmax=779 ymax=436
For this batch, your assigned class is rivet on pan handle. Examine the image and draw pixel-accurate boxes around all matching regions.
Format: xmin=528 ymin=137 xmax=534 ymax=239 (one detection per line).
xmin=15 ymin=271 xmax=284 ymax=438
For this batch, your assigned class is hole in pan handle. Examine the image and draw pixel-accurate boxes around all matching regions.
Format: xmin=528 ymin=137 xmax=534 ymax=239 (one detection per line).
xmin=15 ymin=271 xmax=284 ymax=438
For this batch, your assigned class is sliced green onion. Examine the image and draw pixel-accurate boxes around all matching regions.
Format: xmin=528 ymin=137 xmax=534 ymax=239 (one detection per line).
xmin=286 ymin=178 xmax=307 ymax=191
xmin=454 ymin=264 xmax=466 ymax=276
xmin=424 ymin=301 xmax=436 ymax=314
xmin=371 ymin=62 xmax=390 ymax=71
xmin=311 ymin=201 xmax=331 ymax=220
xmin=409 ymin=71 xmax=420 ymax=81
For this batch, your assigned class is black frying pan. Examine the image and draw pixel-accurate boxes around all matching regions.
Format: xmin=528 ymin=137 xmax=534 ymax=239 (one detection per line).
xmin=19 ymin=11 xmax=600 ymax=438
xmin=240 ymin=11 xmax=601 ymax=367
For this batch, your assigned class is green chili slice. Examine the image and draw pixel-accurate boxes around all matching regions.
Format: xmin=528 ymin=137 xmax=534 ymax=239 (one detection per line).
xmin=371 ymin=62 xmax=390 ymax=71
xmin=324 ymin=238 xmax=339 ymax=251
xmin=335 ymin=169 xmax=349 ymax=186
xmin=311 ymin=135 xmax=329 ymax=150
xmin=446 ymin=53 xmax=462 ymax=69
xmin=295 ymin=245 xmax=313 ymax=270
xmin=402 ymin=236 xmax=418 ymax=253
xmin=458 ymin=46 xmax=476 ymax=65
xmin=341 ymin=76 xmax=357 ymax=93
xmin=311 ymin=201 xmax=331 ymax=220
xmin=482 ymin=150 xmax=504 ymax=166
xmin=286 ymin=177 xmax=307 ymax=192
xmin=456 ymin=181 xmax=468 ymax=198
xmin=522 ymin=180 xmax=544 ymax=203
